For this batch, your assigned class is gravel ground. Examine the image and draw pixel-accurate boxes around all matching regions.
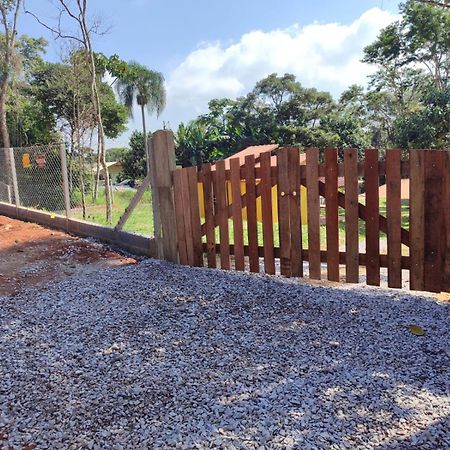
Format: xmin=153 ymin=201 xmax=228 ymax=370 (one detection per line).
xmin=0 ymin=259 xmax=449 ymax=449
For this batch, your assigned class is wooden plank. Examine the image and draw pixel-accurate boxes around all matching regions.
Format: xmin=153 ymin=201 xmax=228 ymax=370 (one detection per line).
xmin=364 ymin=149 xmax=380 ymax=286
xmin=386 ymin=149 xmax=402 ymax=288
xmin=204 ymin=242 xmax=410 ymax=268
xmin=230 ymin=158 xmax=245 ymax=271
xmin=325 ymin=148 xmax=339 ymax=282
xmin=443 ymin=151 xmax=450 ymax=293
xmin=180 ymin=169 xmax=195 ymax=266
xmin=409 ymin=150 xmax=425 ymax=291
xmin=288 ymin=148 xmax=302 ymax=277
xmin=202 ymin=160 xmax=410 ymax=184
xmin=203 ymin=159 xmax=411 ymax=249
xmin=187 ymin=166 xmax=203 ymax=267
xmin=306 ymin=179 xmax=410 ymax=248
xmin=260 ymin=151 xmax=275 ymax=275
xmin=173 ymin=170 xmax=188 ymax=265
xmin=214 ymin=160 xmax=230 ymax=270
xmin=201 ymin=163 xmax=216 ymax=268
xmin=424 ymin=151 xmax=443 ymax=293
xmin=277 ymin=148 xmax=291 ymax=276
xmin=306 ymin=148 xmax=321 ymax=280
xmin=245 ymin=154 xmax=259 ymax=273
xmin=344 ymin=149 xmax=359 ymax=283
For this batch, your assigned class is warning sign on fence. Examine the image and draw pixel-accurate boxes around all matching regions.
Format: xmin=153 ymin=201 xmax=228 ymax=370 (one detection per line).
xmin=22 ymin=153 xmax=31 ymax=169
xmin=36 ymin=154 xmax=46 ymax=169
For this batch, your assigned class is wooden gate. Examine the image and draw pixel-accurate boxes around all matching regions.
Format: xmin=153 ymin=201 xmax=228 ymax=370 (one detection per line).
xmin=173 ymin=148 xmax=450 ymax=294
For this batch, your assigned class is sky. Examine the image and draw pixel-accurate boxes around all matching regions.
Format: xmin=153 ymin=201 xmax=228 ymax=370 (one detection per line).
xmin=20 ymin=0 xmax=402 ymax=147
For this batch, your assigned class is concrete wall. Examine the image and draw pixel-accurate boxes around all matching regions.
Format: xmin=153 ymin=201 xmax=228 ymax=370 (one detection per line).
xmin=0 ymin=202 xmax=158 ymax=258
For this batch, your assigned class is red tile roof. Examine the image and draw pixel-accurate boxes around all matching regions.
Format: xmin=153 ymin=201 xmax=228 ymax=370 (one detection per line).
xmin=211 ymin=144 xmax=307 ymax=170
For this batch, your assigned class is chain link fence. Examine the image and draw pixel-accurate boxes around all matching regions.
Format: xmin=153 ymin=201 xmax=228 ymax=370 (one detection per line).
xmin=68 ymin=150 xmax=154 ymax=236
xmin=1 ymin=144 xmax=65 ymax=213
xmin=0 ymin=144 xmax=154 ymax=237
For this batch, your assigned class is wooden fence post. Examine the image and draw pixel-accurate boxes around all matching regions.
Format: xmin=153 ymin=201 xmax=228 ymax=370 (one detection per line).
xmin=441 ymin=151 xmax=450 ymax=292
xmin=150 ymin=130 xmax=178 ymax=263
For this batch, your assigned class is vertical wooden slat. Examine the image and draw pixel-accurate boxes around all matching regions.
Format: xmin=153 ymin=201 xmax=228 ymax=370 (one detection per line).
xmin=278 ymin=148 xmax=291 ymax=276
xmin=245 ymin=154 xmax=259 ymax=273
xmin=306 ymin=148 xmax=321 ymax=280
xmin=364 ymin=149 xmax=380 ymax=286
xmin=214 ymin=160 xmax=230 ymax=270
xmin=442 ymin=151 xmax=450 ymax=293
xmin=386 ymin=149 xmax=402 ymax=288
xmin=230 ymin=158 xmax=245 ymax=271
xmin=288 ymin=148 xmax=302 ymax=277
xmin=260 ymin=151 xmax=275 ymax=275
xmin=424 ymin=151 xmax=443 ymax=293
xmin=202 ymin=163 xmax=216 ymax=268
xmin=344 ymin=148 xmax=359 ymax=283
xmin=180 ymin=168 xmax=194 ymax=266
xmin=187 ymin=166 xmax=203 ymax=267
xmin=325 ymin=148 xmax=339 ymax=282
xmin=173 ymin=170 xmax=188 ymax=265
xmin=409 ymin=150 xmax=425 ymax=291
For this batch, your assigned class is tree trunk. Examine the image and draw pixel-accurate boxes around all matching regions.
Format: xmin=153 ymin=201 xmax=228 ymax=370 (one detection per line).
xmin=77 ymin=3 xmax=112 ymax=223
xmin=0 ymin=80 xmax=10 ymax=149
xmin=141 ymin=104 xmax=151 ymax=175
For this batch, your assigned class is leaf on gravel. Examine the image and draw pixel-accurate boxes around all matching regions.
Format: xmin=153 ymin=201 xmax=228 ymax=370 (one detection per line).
xmin=408 ymin=324 xmax=425 ymax=336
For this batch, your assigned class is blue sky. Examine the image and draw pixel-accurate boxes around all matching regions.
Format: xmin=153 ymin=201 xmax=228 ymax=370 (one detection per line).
xmin=21 ymin=0 xmax=401 ymax=147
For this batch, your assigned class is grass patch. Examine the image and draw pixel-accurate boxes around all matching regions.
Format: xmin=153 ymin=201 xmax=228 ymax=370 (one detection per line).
xmin=71 ymin=189 xmax=154 ymax=236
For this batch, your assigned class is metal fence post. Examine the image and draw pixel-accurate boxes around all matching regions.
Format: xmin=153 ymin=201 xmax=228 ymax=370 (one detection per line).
xmin=59 ymin=143 xmax=71 ymax=219
xmin=8 ymin=148 xmax=20 ymax=207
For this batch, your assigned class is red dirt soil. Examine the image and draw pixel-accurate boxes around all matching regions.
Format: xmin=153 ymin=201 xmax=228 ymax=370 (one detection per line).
xmin=0 ymin=215 xmax=137 ymax=296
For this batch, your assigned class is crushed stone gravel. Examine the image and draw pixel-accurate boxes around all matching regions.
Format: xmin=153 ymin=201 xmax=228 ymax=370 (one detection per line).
xmin=0 ymin=259 xmax=449 ymax=449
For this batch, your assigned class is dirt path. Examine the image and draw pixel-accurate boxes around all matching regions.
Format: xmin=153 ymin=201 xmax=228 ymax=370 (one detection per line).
xmin=0 ymin=215 xmax=137 ymax=296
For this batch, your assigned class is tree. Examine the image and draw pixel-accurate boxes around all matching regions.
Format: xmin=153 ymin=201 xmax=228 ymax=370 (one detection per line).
xmin=26 ymin=0 xmax=117 ymax=222
xmin=4 ymin=35 xmax=56 ymax=147
xmin=106 ymin=147 xmax=129 ymax=163
xmin=115 ymin=61 xmax=166 ymax=172
xmin=363 ymin=0 xmax=450 ymax=89
xmin=363 ymin=0 xmax=450 ymax=149
xmin=0 ymin=0 xmax=22 ymax=148
xmin=119 ymin=130 xmax=151 ymax=181
xmin=394 ymin=85 xmax=450 ymax=148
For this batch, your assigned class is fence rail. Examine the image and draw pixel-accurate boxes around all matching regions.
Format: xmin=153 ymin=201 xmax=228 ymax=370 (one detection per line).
xmin=173 ymin=148 xmax=450 ymax=294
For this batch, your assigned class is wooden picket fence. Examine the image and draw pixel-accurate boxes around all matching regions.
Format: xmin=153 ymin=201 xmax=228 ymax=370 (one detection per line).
xmin=173 ymin=148 xmax=450 ymax=294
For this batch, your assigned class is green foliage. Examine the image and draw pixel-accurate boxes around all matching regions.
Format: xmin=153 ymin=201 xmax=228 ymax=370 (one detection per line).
xmin=394 ymin=85 xmax=450 ymax=148
xmin=30 ymin=55 xmax=128 ymax=140
xmin=119 ymin=130 xmax=151 ymax=180
xmin=363 ymin=1 xmax=450 ymax=88
xmin=106 ymin=147 xmax=129 ymax=162
xmin=175 ymin=73 xmax=371 ymax=166
xmin=115 ymin=61 xmax=166 ymax=117
xmin=361 ymin=0 xmax=450 ymax=151
xmin=98 ymin=82 xmax=128 ymax=139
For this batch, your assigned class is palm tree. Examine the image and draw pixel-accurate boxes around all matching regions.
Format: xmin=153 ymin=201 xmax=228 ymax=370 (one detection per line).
xmin=116 ymin=62 xmax=166 ymax=172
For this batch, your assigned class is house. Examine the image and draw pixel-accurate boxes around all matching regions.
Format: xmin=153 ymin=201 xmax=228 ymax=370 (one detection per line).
xmin=91 ymin=161 xmax=123 ymax=184
xmin=198 ymin=145 xmax=309 ymax=224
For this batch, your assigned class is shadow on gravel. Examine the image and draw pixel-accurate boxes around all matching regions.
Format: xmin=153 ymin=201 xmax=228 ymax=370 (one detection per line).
xmin=1 ymin=261 xmax=449 ymax=448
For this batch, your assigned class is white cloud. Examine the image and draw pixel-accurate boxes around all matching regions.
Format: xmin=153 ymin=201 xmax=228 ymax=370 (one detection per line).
xmin=109 ymin=7 xmax=398 ymax=146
